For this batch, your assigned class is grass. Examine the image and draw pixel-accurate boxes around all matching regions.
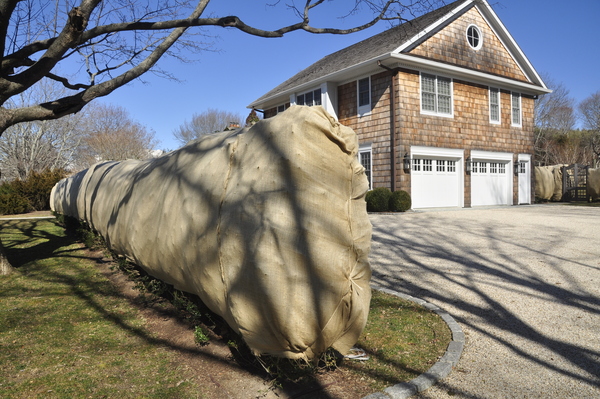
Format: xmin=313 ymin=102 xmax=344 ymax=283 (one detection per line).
xmin=346 ymin=290 xmax=451 ymax=390
xmin=0 ymin=219 xmax=208 ymax=399
xmin=1 ymin=217 xmax=451 ymax=397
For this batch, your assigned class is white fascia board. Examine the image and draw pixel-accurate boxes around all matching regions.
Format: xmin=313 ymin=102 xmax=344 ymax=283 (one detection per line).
xmin=248 ymin=55 xmax=386 ymax=110
xmin=249 ymin=50 xmax=550 ymax=110
xmin=394 ymin=0 xmax=473 ymax=53
xmin=389 ymin=53 xmax=551 ymax=96
xmin=476 ymin=0 xmax=548 ymax=90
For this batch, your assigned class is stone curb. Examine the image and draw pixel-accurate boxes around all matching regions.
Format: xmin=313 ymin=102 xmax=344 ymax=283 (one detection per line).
xmin=362 ymin=285 xmax=464 ymax=399
xmin=0 ymin=216 xmax=55 ymax=220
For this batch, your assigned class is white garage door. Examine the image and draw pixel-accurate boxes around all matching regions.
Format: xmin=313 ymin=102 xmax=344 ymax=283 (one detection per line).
xmin=470 ymin=151 xmax=513 ymax=206
xmin=411 ymin=147 xmax=464 ymax=208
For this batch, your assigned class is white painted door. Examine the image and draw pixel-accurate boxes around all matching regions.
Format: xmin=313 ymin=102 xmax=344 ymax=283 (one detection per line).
xmin=518 ymin=156 xmax=531 ymax=204
xmin=471 ymin=160 xmax=512 ymax=206
xmin=470 ymin=151 xmax=513 ymax=206
xmin=411 ymin=157 xmax=461 ymax=208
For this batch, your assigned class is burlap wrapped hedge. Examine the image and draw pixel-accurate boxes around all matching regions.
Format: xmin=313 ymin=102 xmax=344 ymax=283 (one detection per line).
xmin=534 ymin=165 xmax=564 ymax=201
xmin=588 ymin=168 xmax=600 ymax=202
xmin=51 ymin=106 xmax=372 ymax=360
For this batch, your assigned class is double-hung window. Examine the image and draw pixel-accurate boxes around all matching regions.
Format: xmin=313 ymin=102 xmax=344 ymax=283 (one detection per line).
xmin=421 ymin=73 xmax=453 ymax=116
xmin=489 ymin=87 xmax=501 ymax=124
xmin=511 ymin=92 xmax=522 ymax=127
xmin=296 ymin=88 xmax=322 ymax=106
xmin=358 ymin=144 xmax=372 ymax=189
xmin=357 ymin=77 xmax=371 ymax=116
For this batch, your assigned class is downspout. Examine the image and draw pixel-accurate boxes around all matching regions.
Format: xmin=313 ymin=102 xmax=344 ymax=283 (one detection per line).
xmin=378 ymin=61 xmax=400 ymax=192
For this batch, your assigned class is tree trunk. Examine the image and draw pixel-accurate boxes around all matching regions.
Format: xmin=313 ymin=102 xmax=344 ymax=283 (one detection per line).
xmin=0 ymin=238 xmax=15 ymax=275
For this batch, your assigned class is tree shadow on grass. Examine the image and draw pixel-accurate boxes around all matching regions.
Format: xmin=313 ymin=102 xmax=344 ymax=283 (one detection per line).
xmin=0 ymin=219 xmax=82 ymax=267
xmin=0 ymin=218 xmax=354 ymax=398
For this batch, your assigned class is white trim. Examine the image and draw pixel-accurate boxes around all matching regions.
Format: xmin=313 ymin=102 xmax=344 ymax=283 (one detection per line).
xmin=395 ymin=0 xmax=472 ymax=53
xmin=250 ymin=51 xmax=550 ymax=110
xmin=321 ymin=82 xmax=338 ymax=120
xmin=489 ymin=87 xmax=501 ymax=124
xmin=517 ymin=154 xmax=531 ymax=205
xmin=358 ymin=143 xmax=373 ymax=190
xmin=466 ymin=24 xmax=483 ymax=50
xmin=357 ymin=76 xmax=372 ymax=117
xmin=293 ymin=87 xmax=322 ymax=107
xmin=391 ymin=54 xmax=550 ymax=96
xmin=511 ymin=92 xmax=522 ymax=127
xmin=248 ymin=0 xmax=551 ymax=110
xmin=470 ymin=150 xmax=512 ymax=161
xmin=420 ymin=72 xmax=454 ymax=118
xmin=479 ymin=1 xmax=548 ymax=91
xmin=412 ymin=146 xmax=465 ymax=159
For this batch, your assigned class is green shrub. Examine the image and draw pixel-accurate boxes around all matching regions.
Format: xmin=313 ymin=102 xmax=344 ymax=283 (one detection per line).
xmin=0 ymin=191 xmax=31 ymax=215
xmin=14 ymin=169 xmax=66 ymax=211
xmin=365 ymin=187 xmax=392 ymax=212
xmin=193 ymin=326 xmax=210 ymax=345
xmin=0 ymin=169 xmax=66 ymax=214
xmin=389 ymin=190 xmax=412 ymax=212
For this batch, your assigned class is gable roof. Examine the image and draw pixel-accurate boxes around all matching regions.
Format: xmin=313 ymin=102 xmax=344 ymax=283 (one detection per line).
xmin=249 ymin=0 xmax=549 ymax=110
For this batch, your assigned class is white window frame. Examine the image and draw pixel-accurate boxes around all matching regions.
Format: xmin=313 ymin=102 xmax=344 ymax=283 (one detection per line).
xmin=466 ymin=24 xmax=483 ymax=50
xmin=296 ymin=88 xmax=322 ymax=107
xmin=276 ymin=104 xmax=289 ymax=114
xmin=420 ymin=73 xmax=454 ymax=118
xmin=358 ymin=144 xmax=373 ymax=189
xmin=511 ymin=92 xmax=522 ymax=127
xmin=412 ymin=158 xmax=421 ymax=172
xmin=357 ymin=76 xmax=371 ymax=117
xmin=489 ymin=87 xmax=501 ymax=124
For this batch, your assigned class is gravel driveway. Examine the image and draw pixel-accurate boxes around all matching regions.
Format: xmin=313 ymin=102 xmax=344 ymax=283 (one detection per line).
xmin=368 ymin=204 xmax=600 ymax=398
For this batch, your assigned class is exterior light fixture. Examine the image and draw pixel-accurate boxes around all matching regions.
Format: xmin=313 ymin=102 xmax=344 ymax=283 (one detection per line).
xmin=466 ymin=157 xmax=472 ymax=174
xmin=514 ymin=161 xmax=521 ymax=176
xmin=403 ymin=153 xmax=411 ymax=172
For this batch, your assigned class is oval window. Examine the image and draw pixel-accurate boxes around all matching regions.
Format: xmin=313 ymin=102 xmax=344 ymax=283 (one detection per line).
xmin=466 ymin=25 xmax=482 ymax=50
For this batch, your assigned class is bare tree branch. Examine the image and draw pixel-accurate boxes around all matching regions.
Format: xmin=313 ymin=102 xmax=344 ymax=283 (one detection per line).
xmin=1 ymin=0 xmax=445 ymax=133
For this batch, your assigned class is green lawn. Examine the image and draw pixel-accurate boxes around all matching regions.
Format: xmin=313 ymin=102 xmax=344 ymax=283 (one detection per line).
xmin=0 ymin=219 xmax=207 ymax=399
xmin=1 ymin=218 xmax=451 ymax=397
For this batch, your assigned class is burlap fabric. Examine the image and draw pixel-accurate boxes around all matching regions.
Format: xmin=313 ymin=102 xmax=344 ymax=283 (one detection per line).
xmin=588 ymin=168 xmax=600 ymax=201
xmin=51 ymin=106 xmax=372 ymax=360
xmin=534 ymin=165 xmax=564 ymax=201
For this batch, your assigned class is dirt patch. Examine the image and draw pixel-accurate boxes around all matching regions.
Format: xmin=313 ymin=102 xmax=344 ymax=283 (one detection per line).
xmin=89 ymin=248 xmax=376 ymax=399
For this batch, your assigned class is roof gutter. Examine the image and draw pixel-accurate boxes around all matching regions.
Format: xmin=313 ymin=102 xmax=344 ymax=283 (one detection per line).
xmin=389 ymin=53 xmax=552 ymax=96
xmin=249 ymin=52 xmax=551 ymax=110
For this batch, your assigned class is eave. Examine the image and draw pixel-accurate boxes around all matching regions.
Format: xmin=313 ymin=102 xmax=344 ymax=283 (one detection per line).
xmin=248 ymin=52 xmax=550 ymax=110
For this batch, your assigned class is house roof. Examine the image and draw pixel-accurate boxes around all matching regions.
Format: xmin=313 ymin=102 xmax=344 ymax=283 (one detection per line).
xmin=249 ymin=0 xmax=549 ymax=110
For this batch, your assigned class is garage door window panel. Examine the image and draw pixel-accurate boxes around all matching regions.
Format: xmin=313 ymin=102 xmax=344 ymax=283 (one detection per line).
xmin=412 ymin=158 xmax=422 ymax=172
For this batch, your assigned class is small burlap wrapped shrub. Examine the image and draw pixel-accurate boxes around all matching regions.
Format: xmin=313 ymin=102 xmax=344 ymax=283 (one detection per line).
xmin=588 ymin=168 xmax=600 ymax=202
xmin=51 ymin=106 xmax=372 ymax=360
xmin=534 ymin=165 xmax=565 ymax=201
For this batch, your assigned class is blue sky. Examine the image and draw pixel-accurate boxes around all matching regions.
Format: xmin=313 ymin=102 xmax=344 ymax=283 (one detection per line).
xmin=103 ymin=0 xmax=600 ymax=151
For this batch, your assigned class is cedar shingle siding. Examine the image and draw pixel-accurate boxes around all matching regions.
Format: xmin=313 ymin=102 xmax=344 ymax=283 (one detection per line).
xmin=251 ymin=0 xmax=548 ymax=208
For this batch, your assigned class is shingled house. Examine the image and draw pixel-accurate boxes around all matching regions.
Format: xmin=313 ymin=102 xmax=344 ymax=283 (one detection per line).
xmin=249 ymin=0 xmax=550 ymax=208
